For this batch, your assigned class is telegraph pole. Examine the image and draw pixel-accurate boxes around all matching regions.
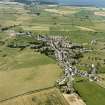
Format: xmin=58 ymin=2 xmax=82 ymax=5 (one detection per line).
xmin=30 ymin=0 xmax=40 ymax=16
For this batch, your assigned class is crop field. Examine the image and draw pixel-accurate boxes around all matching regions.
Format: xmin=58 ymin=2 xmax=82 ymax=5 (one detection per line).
xmin=97 ymin=74 xmax=105 ymax=88
xmin=0 ymin=88 xmax=69 ymax=105
xmin=1 ymin=3 xmax=105 ymax=36
xmin=0 ymin=3 xmax=25 ymax=26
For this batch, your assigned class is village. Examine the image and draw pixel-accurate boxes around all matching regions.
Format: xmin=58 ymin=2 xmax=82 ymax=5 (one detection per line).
xmin=0 ymin=24 xmax=99 ymax=94
xmin=3 ymin=27 xmax=98 ymax=93
xmin=35 ymin=35 xmax=98 ymax=93
xmin=0 ymin=18 xmax=105 ymax=104
xmin=1 ymin=1 xmax=105 ymax=104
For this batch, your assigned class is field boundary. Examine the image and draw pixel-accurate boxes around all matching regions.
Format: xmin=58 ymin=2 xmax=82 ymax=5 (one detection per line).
xmin=0 ymin=86 xmax=55 ymax=103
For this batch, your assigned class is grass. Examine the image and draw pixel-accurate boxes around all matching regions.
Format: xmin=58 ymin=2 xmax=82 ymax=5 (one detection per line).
xmin=77 ymin=39 xmax=105 ymax=73
xmin=0 ymin=3 xmax=105 ymax=104
xmin=0 ymin=88 xmax=69 ymax=105
xmin=0 ymin=48 xmax=62 ymax=100
xmin=74 ymin=80 xmax=105 ymax=105
xmin=1 ymin=3 xmax=105 ymax=35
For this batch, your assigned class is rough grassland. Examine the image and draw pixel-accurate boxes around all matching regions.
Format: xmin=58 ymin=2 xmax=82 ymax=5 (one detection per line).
xmin=0 ymin=48 xmax=62 ymax=101
xmin=0 ymin=88 xmax=69 ymax=105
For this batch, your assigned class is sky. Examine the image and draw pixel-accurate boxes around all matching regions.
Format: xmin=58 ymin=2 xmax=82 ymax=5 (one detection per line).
xmin=1 ymin=0 xmax=105 ymax=7
xmin=58 ymin=0 xmax=105 ymax=7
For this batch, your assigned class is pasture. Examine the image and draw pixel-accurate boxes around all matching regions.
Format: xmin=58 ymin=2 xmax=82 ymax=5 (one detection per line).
xmin=0 ymin=48 xmax=62 ymax=100
xmin=74 ymin=80 xmax=105 ymax=105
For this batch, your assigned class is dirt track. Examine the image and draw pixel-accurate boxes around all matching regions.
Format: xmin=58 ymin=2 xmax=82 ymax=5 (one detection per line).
xmin=63 ymin=93 xmax=86 ymax=105
xmin=76 ymin=26 xmax=95 ymax=32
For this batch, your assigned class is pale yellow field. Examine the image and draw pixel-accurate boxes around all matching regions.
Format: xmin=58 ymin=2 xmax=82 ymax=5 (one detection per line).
xmin=44 ymin=8 xmax=78 ymax=15
xmin=0 ymin=48 xmax=62 ymax=101
xmin=63 ymin=93 xmax=86 ymax=105
xmin=93 ymin=22 xmax=105 ymax=31
xmin=75 ymin=26 xmax=95 ymax=32
xmin=94 ymin=12 xmax=105 ymax=16
xmin=0 ymin=88 xmax=69 ymax=105
xmin=97 ymin=74 xmax=105 ymax=88
xmin=21 ymin=25 xmax=49 ymax=31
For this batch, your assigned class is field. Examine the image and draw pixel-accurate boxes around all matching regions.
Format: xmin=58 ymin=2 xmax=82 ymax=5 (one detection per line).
xmin=97 ymin=74 xmax=105 ymax=88
xmin=0 ymin=88 xmax=69 ymax=105
xmin=0 ymin=47 xmax=62 ymax=100
xmin=0 ymin=2 xmax=105 ymax=105
xmin=74 ymin=80 xmax=105 ymax=105
xmin=94 ymin=11 xmax=105 ymax=16
xmin=0 ymin=3 xmax=64 ymax=101
xmin=63 ymin=93 xmax=86 ymax=105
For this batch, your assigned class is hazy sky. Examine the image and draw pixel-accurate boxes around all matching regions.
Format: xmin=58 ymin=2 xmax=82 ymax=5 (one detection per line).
xmin=58 ymin=0 xmax=105 ymax=7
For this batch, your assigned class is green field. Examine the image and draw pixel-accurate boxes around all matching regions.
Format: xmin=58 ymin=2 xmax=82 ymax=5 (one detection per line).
xmin=74 ymin=80 xmax=105 ymax=105
xmin=0 ymin=47 xmax=62 ymax=100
